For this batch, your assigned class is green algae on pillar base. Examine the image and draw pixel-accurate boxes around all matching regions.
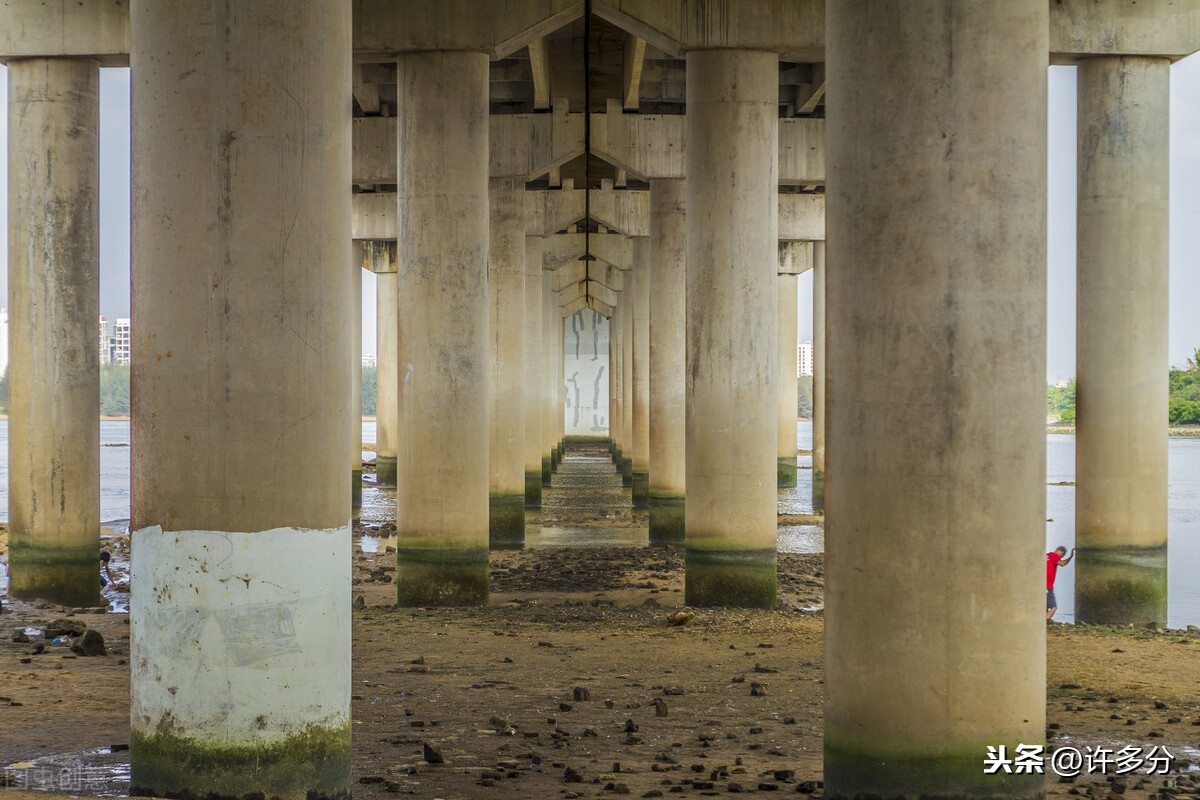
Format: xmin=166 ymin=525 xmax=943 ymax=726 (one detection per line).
xmin=684 ymin=549 xmax=776 ymax=608
xmin=375 ymin=455 xmax=397 ymax=486
xmin=7 ymin=544 xmax=102 ymax=607
xmin=351 ymin=469 xmax=362 ymax=509
xmin=524 ymin=471 xmax=543 ymax=508
xmin=131 ymin=724 xmax=351 ymax=800
xmin=812 ymin=469 xmax=825 ymax=513
xmin=823 ymin=732 xmax=1044 ymax=800
xmin=397 ymin=549 xmax=489 ymax=606
xmin=542 ymin=456 xmax=553 ymax=487
xmin=777 ymin=457 xmax=797 ymax=488
xmin=1075 ymin=547 xmax=1167 ymax=626
xmin=489 ymin=494 xmax=526 ymax=549
xmin=632 ymin=469 xmax=650 ymax=508
xmin=620 ymin=457 xmax=633 ymax=487
xmin=648 ymin=493 xmax=685 ymax=545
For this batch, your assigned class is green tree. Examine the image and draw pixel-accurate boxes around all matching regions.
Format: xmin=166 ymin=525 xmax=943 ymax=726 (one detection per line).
xmin=361 ymin=365 xmax=377 ymax=416
xmin=100 ymin=365 xmax=131 ymax=415
xmin=1046 ymin=380 xmax=1075 ymax=422
xmin=797 ymin=375 xmax=813 ymax=418
xmin=0 ymin=367 xmax=7 ymax=414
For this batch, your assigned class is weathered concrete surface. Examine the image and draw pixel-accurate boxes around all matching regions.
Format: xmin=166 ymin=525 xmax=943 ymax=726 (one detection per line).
xmin=1075 ymin=56 xmax=1170 ymax=626
xmin=6 ymin=57 xmax=101 ymax=606
xmin=524 ymin=236 xmax=545 ymax=507
xmin=0 ymin=0 xmax=128 ymax=65
xmin=352 ymin=258 xmax=363 ymax=509
xmin=777 ymin=274 xmax=798 ymax=488
xmin=395 ymin=51 xmax=490 ymax=605
xmin=564 ymin=310 xmax=610 ymax=435
xmin=631 ymin=242 xmax=651 ymax=507
xmin=684 ymin=50 xmax=778 ymax=608
xmin=129 ymin=2 xmax=352 ymax=796
xmin=1050 ymin=0 xmax=1200 ymax=63
xmin=375 ymin=272 xmax=398 ymax=486
xmin=649 ymin=179 xmax=686 ymax=544
xmin=621 ymin=281 xmax=634 ymax=488
xmin=824 ymin=3 xmax=1048 ymax=798
xmin=811 ymin=241 xmax=825 ymax=512
xmin=542 ymin=270 xmax=558 ymax=486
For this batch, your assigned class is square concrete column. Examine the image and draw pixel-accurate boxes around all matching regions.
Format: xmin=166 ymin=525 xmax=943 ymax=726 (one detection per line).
xmin=6 ymin=57 xmax=101 ymax=607
xmin=825 ymin=3 xmax=1048 ymax=798
xmin=631 ymin=240 xmax=651 ymax=507
xmin=812 ymin=241 xmax=826 ymax=512
xmin=488 ymin=178 xmax=527 ymax=547
xmin=777 ymin=273 xmax=799 ymax=487
xmin=649 ymin=179 xmax=686 ymax=544
xmin=524 ymin=236 xmax=545 ymax=506
xmin=129 ymin=2 xmax=353 ymax=797
xmin=684 ymin=50 xmax=779 ymax=607
xmin=394 ymin=51 xmax=490 ymax=605
xmin=1075 ymin=57 xmax=1170 ymax=626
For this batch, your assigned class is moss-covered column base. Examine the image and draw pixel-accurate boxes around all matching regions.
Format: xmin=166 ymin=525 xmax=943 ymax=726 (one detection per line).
xmin=489 ymin=494 xmax=525 ymax=549
xmin=685 ymin=549 xmax=776 ymax=608
xmin=7 ymin=545 xmax=102 ymax=607
xmin=131 ymin=726 xmax=352 ymax=800
xmin=620 ymin=458 xmax=633 ymax=487
xmin=649 ymin=494 xmax=685 ymax=545
xmin=541 ymin=456 xmax=553 ymax=487
xmin=611 ymin=445 xmax=623 ymax=466
xmin=824 ymin=737 xmax=1044 ymax=800
xmin=777 ymin=457 xmax=797 ymax=488
xmin=550 ymin=448 xmax=560 ymax=471
xmin=397 ymin=551 xmax=489 ymax=606
xmin=524 ymin=471 xmax=543 ymax=507
xmin=1075 ymin=547 xmax=1167 ymax=625
xmin=351 ymin=469 xmax=362 ymax=509
xmin=812 ymin=468 xmax=825 ymax=513
xmin=375 ymin=455 xmax=397 ymax=486
xmin=632 ymin=468 xmax=650 ymax=507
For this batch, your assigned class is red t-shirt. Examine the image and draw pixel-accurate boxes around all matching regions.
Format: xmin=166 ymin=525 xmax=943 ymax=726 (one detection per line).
xmin=1046 ymin=551 xmax=1063 ymax=589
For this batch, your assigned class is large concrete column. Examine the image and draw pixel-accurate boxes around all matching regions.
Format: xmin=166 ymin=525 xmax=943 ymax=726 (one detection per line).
xmin=488 ymin=178 xmax=526 ymax=547
xmin=395 ymin=51 xmax=490 ymax=605
xmin=631 ymin=242 xmax=651 ymax=507
xmin=649 ymin=179 xmax=686 ymax=544
xmin=824 ymin=4 xmax=1047 ymax=798
xmin=556 ymin=313 xmax=565 ymax=459
xmin=777 ymin=273 xmax=799 ymax=487
xmin=541 ymin=270 xmax=556 ymax=485
xmin=684 ymin=50 xmax=778 ymax=607
xmin=524 ymin=236 xmax=544 ymax=507
xmin=129 ymin=3 xmax=352 ymax=797
xmin=1075 ymin=57 xmax=1170 ymax=626
xmin=351 ymin=259 xmax=362 ymax=510
xmin=610 ymin=300 xmax=625 ymax=467
xmin=621 ymin=289 xmax=634 ymax=486
xmin=812 ymin=241 xmax=826 ymax=512
xmin=375 ymin=270 xmax=398 ymax=486
xmin=6 ymin=58 xmax=100 ymax=606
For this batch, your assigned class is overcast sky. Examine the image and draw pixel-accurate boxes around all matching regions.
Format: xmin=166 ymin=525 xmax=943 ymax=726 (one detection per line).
xmin=1 ymin=59 xmax=1198 ymax=382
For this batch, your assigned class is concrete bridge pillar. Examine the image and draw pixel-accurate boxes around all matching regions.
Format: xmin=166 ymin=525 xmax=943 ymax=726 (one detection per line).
xmin=5 ymin=57 xmax=100 ymax=606
xmin=610 ymin=300 xmax=625 ymax=472
xmin=812 ymin=241 xmax=826 ymax=512
xmin=128 ymin=2 xmax=352 ymax=797
xmin=375 ymin=270 xmax=398 ymax=486
xmin=488 ymin=178 xmax=526 ymax=547
xmin=684 ymin=49 xmax=779 ymax=608
xmin=351 ymin=260 xmax=362 ymax=510
xmin=631 ymin=244 xmax=651 ymax=507
xmin=621 ymin=285 xmax=635 ymax=486
xmin=556 ymin=311 xmax=565 ymax=462
xmin=394 ymin=50 xmax=490 ymax=605
xmin=542 ymin=269 xmax=557 ymax=485
xmin=824 ymin=3 xmax=1047 ymax=798
xmin=649 ymin=179 xmax=686 ymax=544
xmin=1075 ymin=56 xmax=1170 ymax=626
xmin=778 ymin=273 xmax=799 ymax=487
xmin=524 ymin=236 xmax=544 ymax=507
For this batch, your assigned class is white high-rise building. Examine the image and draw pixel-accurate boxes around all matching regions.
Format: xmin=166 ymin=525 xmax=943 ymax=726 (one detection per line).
xmin=99 ymin=315 xmax=111 ymax=365
xmin=798 ymin=339 xmax=814 ymax=377
xmin=362 ymin=354 xmax=377 ymax=369
xmin=113 ymin=318 xmax=132 ymax=365
xmin=0 ymin=308 xmax=8 ymax=378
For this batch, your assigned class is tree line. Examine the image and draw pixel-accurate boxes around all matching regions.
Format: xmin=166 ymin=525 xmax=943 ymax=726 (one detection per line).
xmin=1046 ymin=347 xmax=1200 ymax=426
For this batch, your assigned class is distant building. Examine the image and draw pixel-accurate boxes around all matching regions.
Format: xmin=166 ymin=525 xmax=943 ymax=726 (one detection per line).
xmin=362 ymin=354 xmax=377 ymax=369
xmin=112 ymin=318 xmax=132 ymax=365
xmin=0 ymin=308 xmax=8 ymax=378
xmin=99 ymin=316 xmax=111 ymax=365
xmin=798 ymin=340 xmax=814 ymax=377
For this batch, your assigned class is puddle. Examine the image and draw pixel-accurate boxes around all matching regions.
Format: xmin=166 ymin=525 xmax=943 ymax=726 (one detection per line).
xmin=3 ymin=747 xmax=130 ymax=796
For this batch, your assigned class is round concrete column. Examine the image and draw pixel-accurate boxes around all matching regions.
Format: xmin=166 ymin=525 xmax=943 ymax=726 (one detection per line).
xmin=351 ymin=259 xmax=363 ymax=510
xmin=825 ymin=4 xmax=1047 ymax=798
xmin=610 ymin=301 xmax=625 ymax=466
xmin=524 ymin=236 xmax=544 ymax=506
xmin=542 ymin=270 xmax=556 ymax=485
xmin=375 ymin=271 xmax=398 ymax=486
xmin=684 ymin=50 xmax=778 ymax=607
xmin=556 ymin=312 xmax=565 ymax=460
xmin=394 ymin=51 xmax=490 ymax=605
xmin=1075 ymin=57 xmax=1170 ymax=626
xmin=6 ymin=58 xmax=100 ymax=607
xmin=777 ymin=273 xmax=799 ymax=487
xmin=129 ymin=3 xmax=352 ymax=797
xmin=621 ymin=290 xmax=635 ymax=487
xmin=812 ymin=241 xmax=826 ymax=512
xmin=631 ymin=241 xmax=651 ymax=507
xmin=488 ymin=178 xmax=527 ymax=547
xmin=649 ymin=179 xmax=686 ymax=543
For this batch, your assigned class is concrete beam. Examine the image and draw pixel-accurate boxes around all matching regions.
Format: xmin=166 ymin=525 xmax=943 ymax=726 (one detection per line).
xmin=359 ymin=239 xmax=398 ymax=274
xmin=592 ymin=0 xmax=824 ymax=60
xmin=778 ymin=240 xmax=814 ymax=275
xmin=529 ymin=36 xmax=552 ymax=110
xmin=543 ymin=233 xmax=587 ymax=270
xmin=0 ymin=0 xmax=128 ymax=65
xmin=352 ymin=192 xmax=397 ymax=240
xmin=623 ymin=34 xmax=647 ymax=110
xmin=778 ymin=193 xmax=825 ymax=241
xmin=352 ymin=64 xmax=381 ymax=114
xmin=587 ymin=297 xmax=616 ymax=319
xmin=352 ymin=0 xmax=584 ymax=59
xmin=1050 ymin=0 xmax=1200 ymax=63
xmin=525 ymin=185 xmax=587 ymax=236
xmin=590 ymin=183 xmax=650 ymax=236
xmin=589 ymin=233 xmax=635 ymax=271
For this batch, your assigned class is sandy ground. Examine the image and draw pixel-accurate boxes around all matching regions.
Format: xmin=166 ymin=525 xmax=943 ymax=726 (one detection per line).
xmin=1 ymin=445 xmax=1199 ymax=798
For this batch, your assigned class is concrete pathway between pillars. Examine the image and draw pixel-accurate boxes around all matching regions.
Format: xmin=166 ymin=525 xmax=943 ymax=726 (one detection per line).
xmin=527 ymin=439 xmax=642 ymax=534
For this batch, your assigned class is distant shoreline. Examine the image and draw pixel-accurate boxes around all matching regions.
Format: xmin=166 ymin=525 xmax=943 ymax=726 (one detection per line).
xmin=1048 ymin=422 xmax=1200 ymax=438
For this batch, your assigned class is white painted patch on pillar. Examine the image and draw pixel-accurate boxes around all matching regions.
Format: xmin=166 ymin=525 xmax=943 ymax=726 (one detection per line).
xmin=564 ymin=310 xmax=610 ymax=435
xmin=131 ymin=524 xmax=351 ymax=742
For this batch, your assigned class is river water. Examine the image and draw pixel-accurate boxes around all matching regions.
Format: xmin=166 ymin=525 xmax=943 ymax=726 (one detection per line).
xmin=1 ymin=419 xmax=1197 ymax=626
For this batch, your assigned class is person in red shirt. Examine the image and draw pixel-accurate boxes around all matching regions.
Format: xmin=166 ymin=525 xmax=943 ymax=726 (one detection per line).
xmin=1046 ymin=546 xmax=1075 ymax=620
